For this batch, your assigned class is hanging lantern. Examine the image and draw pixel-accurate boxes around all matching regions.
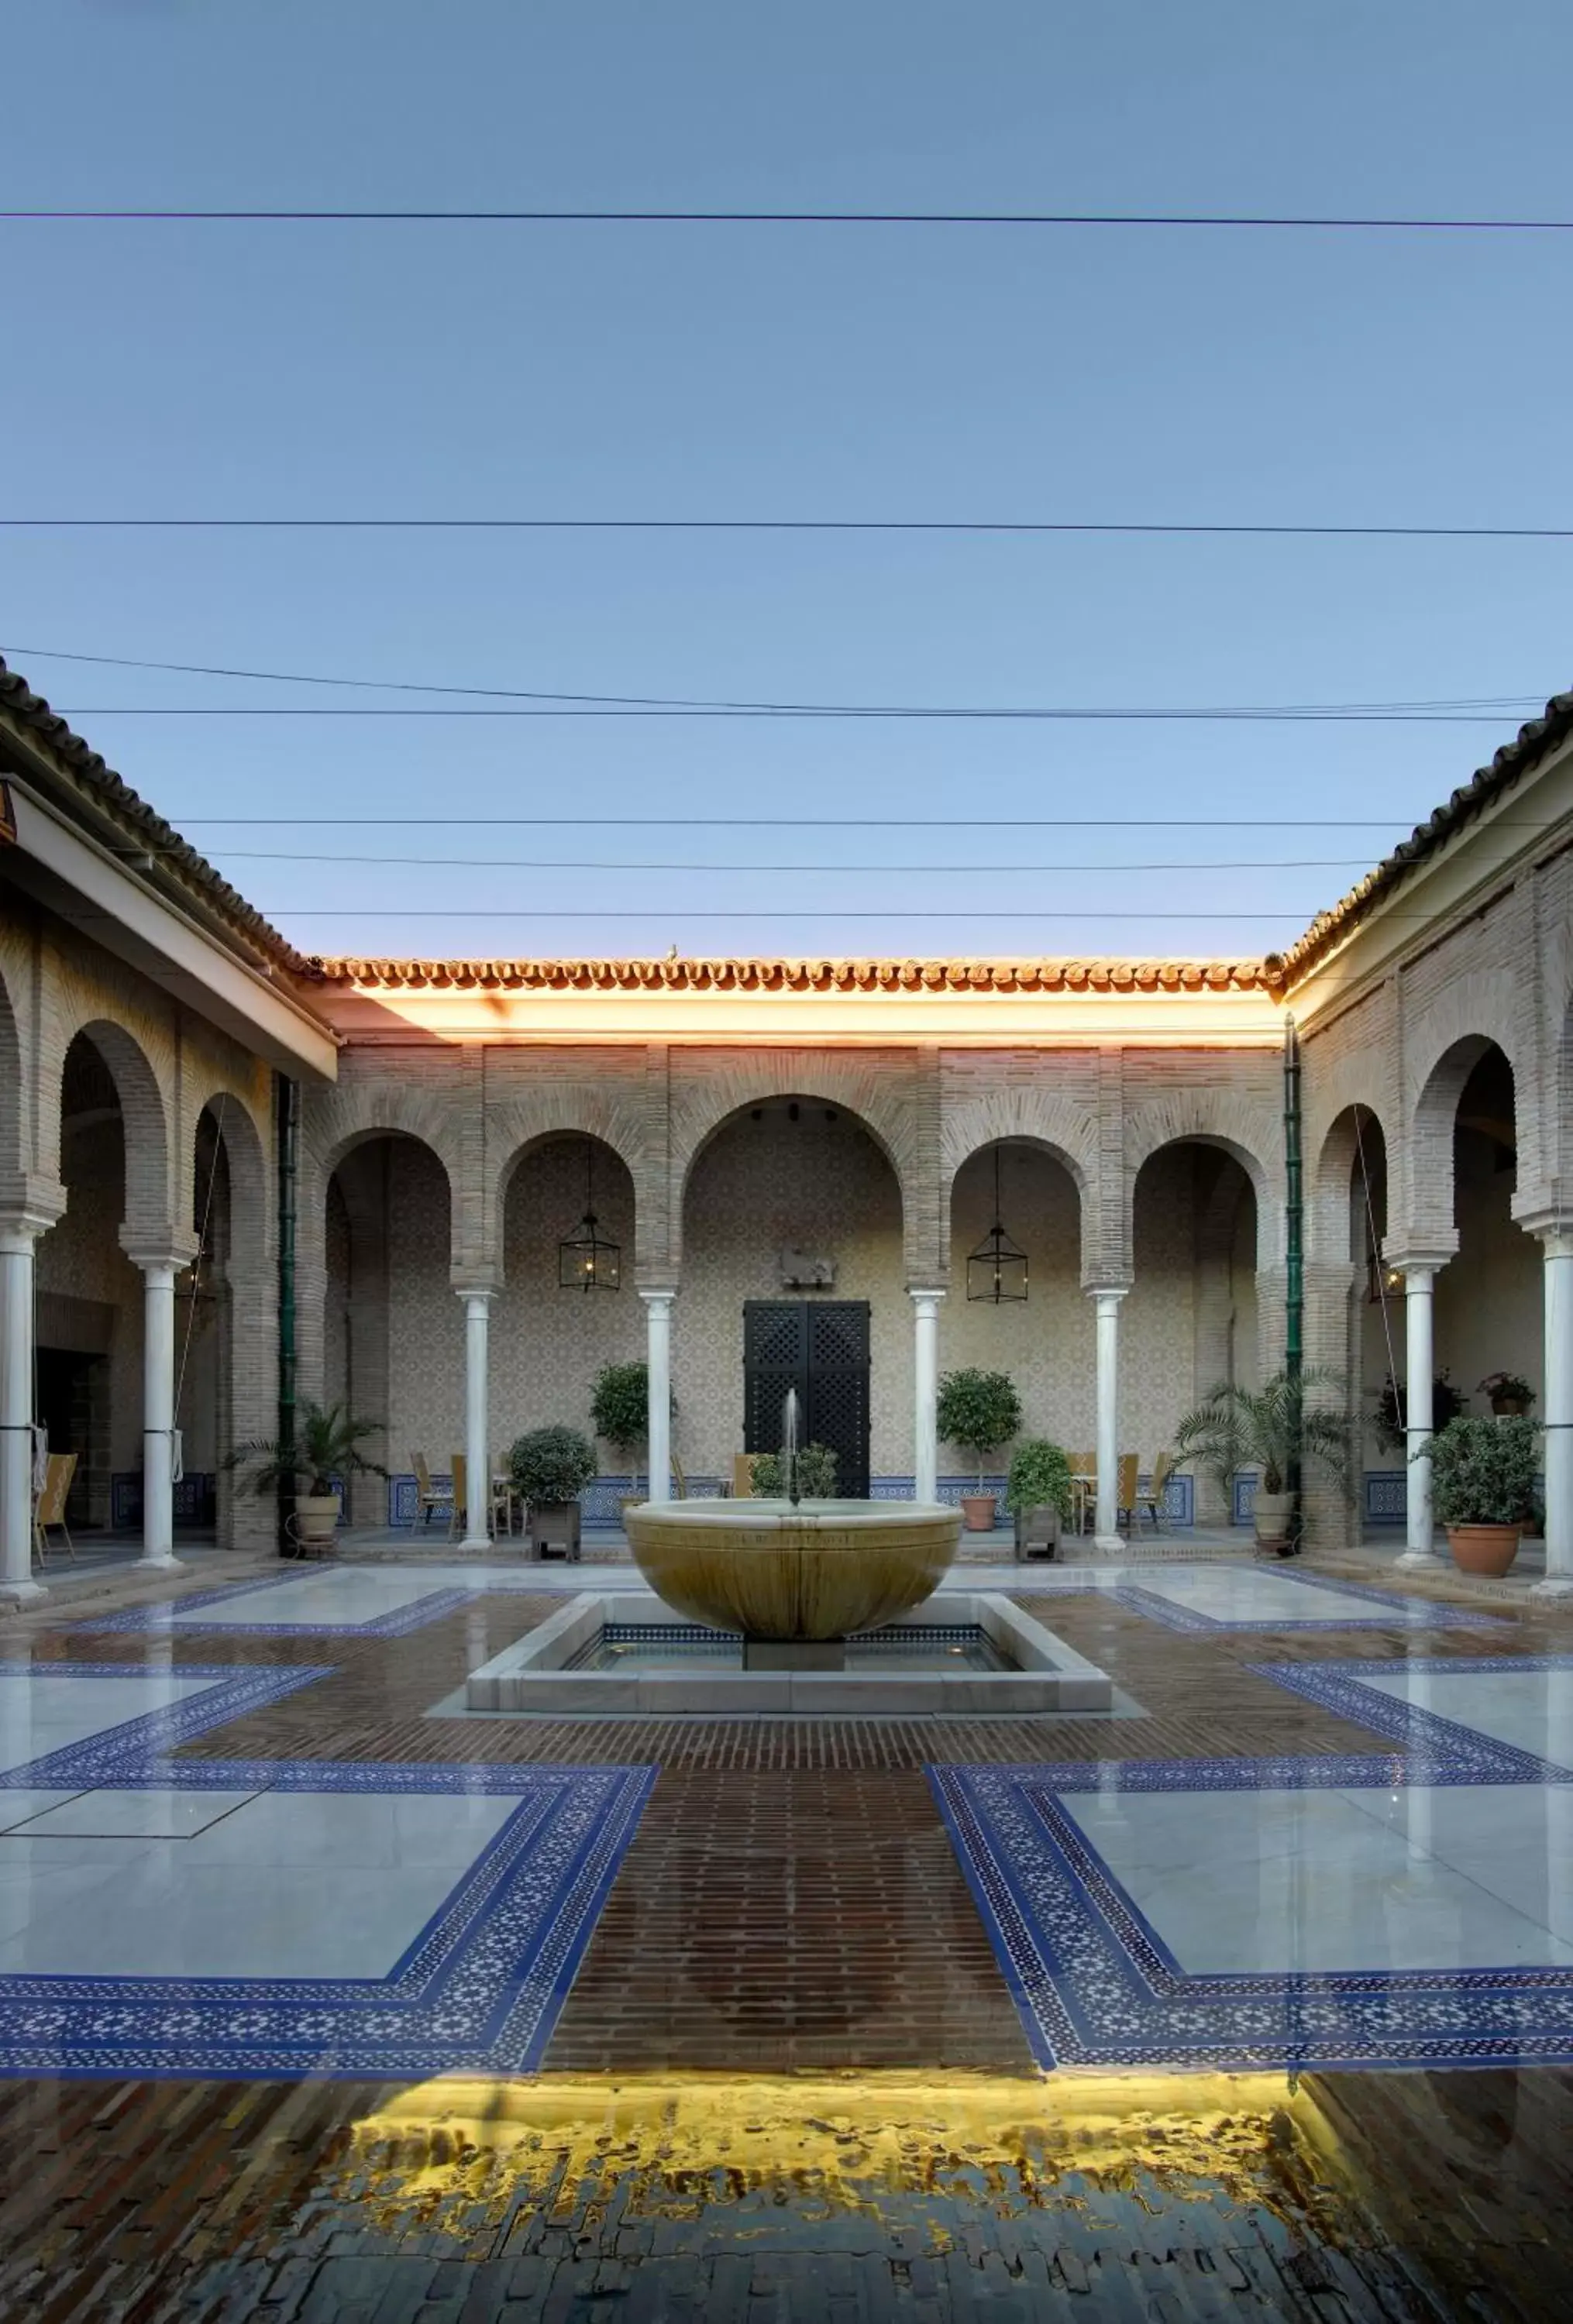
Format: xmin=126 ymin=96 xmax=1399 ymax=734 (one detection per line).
xmin=558 ymin=1141 xmax=621 ymax=1291
xmin=966 ymin=1147 xmax=1028 ymax=1304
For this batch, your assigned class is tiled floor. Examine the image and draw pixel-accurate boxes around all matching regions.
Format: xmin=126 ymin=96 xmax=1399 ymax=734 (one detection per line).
xmin=0 ymin=1551 xmax=1570 ymax=2315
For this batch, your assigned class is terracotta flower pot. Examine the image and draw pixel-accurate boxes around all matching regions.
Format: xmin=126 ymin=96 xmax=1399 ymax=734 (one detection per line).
xmin=1446 ymin=1522 xmax=1522 ymax=1577
xmin=960 ymin=1493 xmax=998 ymax=1532
xmin=1490 ymin=1399 xmax=1530 ymax=1418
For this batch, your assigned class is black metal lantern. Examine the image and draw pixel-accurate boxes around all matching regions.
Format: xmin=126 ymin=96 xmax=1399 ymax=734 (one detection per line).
xmin=558 ymin=1142 xmax=621 ymax=1291
xmin=967 ymin=1147 xmax=1028 ymax=1304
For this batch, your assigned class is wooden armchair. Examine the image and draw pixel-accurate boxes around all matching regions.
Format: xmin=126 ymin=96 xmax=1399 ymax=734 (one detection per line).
xmin=411 ymin=1453 xmax=454 ymax=1531
xmin=33 ymin=1452 xmax=77 ymax=1566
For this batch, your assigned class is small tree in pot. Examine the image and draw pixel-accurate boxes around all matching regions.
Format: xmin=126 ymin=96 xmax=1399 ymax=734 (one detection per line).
xmin=936 ymin=1368 xmax=1022 ymax=1531
xmin=1173 ymin=1367 xmax=1350 ymax=1553
xmin=509 ymin=1424 xmax=597 ymax=1559
xmin=1007 ymin=1440 xmax=1073 ymax=1559
xmin=1478 ymin=1370 xmax=1536 ymax=1419
xmin=1425 ymin=1412 xmax=1541 ymax=1576
xmin=749 ymin=1442 xmax=838 ymax=1498
xmin=590 ymin=1359 xmax=676 ymax=1511
xmin=1374 ymin=1370 xmax=1466 ymax=1452
xmin=230 ymin=1399 xmax=387 ymax=1556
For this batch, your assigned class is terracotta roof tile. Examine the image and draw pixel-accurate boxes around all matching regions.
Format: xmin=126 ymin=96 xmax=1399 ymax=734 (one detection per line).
xmin=0 ymin=655 xmax=307 ymax=972
xmin=308 ymin=952 xmax=1284 ymax=995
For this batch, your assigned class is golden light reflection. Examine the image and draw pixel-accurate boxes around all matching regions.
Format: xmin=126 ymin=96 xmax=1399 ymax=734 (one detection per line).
xmin=339 ymin=2071 xmax=1356 ymax=2250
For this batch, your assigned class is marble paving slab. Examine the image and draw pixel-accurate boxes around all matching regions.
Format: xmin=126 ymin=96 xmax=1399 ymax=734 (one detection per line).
xmin=931 ymin=1754 xmax=1573 ymax=2072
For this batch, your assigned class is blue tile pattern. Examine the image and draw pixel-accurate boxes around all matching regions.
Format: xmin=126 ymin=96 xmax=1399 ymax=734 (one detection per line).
xmin=1016 ymin=1569 xmax=1504 ymax=1635
xmin=1252 ymin=1654 xmax=1573 ymax=1780
xmin=0 ymin=1663 xmax=654 ymax=2078
xmin=931 ymin=1756 xmax=1573 ymax=2072
xmin=0 ymin=1762 xmax=654 ymax=2078
xmin=84 ymin=1576 xmax=482 ymax=1640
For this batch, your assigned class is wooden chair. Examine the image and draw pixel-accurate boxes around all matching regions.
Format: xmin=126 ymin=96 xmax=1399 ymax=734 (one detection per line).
xmin=670 ymin=1452 xmax=688 ymax=1501
xmin=490 ymin=1470 xmax=518 ymax=1537
xmin=731 ymin=1452 xmax=756 ymax=1500
xmin=1067 ymin=1450 xmax=1096 ymax=1533
xmin=33 ymin=1452 xmax=77 ymax=1567
xmin=449 ymin=1454 xmax=469 ymax=1540
xmin=1114 ymin=1452 xmax=1140 ymax=1532
xmin=1134 ymin=1450 xmax=1175 ymax=1534
xmin=411 ymin=1454 xmax=454 ymax=1531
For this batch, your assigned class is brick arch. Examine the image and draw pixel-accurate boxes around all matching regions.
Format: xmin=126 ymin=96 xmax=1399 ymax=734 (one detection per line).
xmin=487 ymin=1095 xmax=651 ymax=1274
xmin=0 ymin=955 xmax=20 ymax=1185
xmin=1310 ymin=1102 xmax=1389 ymax=1269
xmin=1400 ymin=971 xmax=1526 ymax=1246
xmin=1121 ymin=1094 xmax=1282 ymax=1275
xmin=53 ymin=1019 xmax=172 ymax=1248
xmin=670 ymin=1060 xmax=924 ymax=1275
xmin=302 ymin=1088 xmax=466 ymax=1273
xmin=496 ymin=1129 xmax=640 ymax=1287
xmin=191 ymin=1092 xmax=270 ymax=1271
xmin=943 ymin=1112 xmax=1096 ymax=1282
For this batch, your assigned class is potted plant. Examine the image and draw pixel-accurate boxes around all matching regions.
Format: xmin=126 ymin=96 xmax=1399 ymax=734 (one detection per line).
xmin=509 ymin=1425 xmax=597 ymax=1559
xmin=936 ymin=1369 xmax=1023 ymax=1531
xmin=1426 ymin=1412 xmax=1541 ymax=1576
xmin=1173 ymin=1367 xmax=1350 ymax=1554
xmin=591 ymin=1360 xmax=656 ymax=1519
xmin=1374 ymin=1370 xmax=1466 ymax=1452
xmin=1007 ymin=1440 xmax=1073 ymax=1560
xmin=1478 ymin=1370 xmax=1536 ymax=1419
xmin=230 ymin=1399 xmax=387 ymax=1556
xmin=749 ymin=1443 xmax=838 ymax=1498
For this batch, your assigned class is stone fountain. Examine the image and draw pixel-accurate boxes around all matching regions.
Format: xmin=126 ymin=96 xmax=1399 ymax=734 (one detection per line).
xmin=623 ymin=1391 xmax=961 ymax=1669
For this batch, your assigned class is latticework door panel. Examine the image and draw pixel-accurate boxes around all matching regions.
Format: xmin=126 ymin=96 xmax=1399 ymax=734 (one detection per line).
xmin=743 ymin=1301 xmax=871 ymax=1496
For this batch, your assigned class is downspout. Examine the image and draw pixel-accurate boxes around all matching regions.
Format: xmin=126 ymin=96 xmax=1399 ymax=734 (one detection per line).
xmin=1283 ymin=1015 xmax=1304 ymax=1552
xmin=276 ymin=1073 xmax=299 ymax=1558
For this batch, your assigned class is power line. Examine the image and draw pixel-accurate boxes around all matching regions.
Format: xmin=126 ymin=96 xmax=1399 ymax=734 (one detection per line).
xmin=250 ymin=908 xmax=1449 ymax=921
xmin=50 ymin=706 xmax=1533 ymax=724
xmin=208 ymin=851 xmax=1380 ymax=872
xmin=160 ymin=815 xmax=1554 ymax=830
xmin=5 ymin=517 xmax=1573 ymax=538
xmin=5 ymin=205 xmax=1573 ymax=230
xmin=4 ymin=645 xmax=1547 ymax=725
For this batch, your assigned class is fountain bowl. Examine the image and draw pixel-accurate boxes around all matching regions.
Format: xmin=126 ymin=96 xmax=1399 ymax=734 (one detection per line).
xmin=622 ymin=1498 xmax=962 ymax=1642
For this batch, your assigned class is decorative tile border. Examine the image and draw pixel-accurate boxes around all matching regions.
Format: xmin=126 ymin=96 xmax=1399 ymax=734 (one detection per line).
xmin=931 ymin=1757 xmax=1573 ymax=2073
xmin=0 ymin=1662 xmax=334 ymax=1789
xmin=1252 ymin=1654 xmax=1573 ymax=1781
xmin=0 ymin=1759 xmax=655 ymax=2078
xmin=1015 ymin=1567 xmax=1504 ymax=1635
xmin=84 ymin=1573 xmax=484 ymax=1641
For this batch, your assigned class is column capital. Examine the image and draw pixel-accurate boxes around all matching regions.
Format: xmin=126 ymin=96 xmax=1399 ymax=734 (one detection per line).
xmin=0 ymin=1176 xmax=66 ymax=1243
xmin=638 ymin=1284 xmax=677 ymax=1308
xmin=1514 ymin=1208 xmax=1573 ymax=1254
xmin=451 ymin=1271 xmax=499 ymax=1301
xmin=1381 ymin=1246 xmax=1454 ymax=1281
xmin=122 ymin=1232 xmax=201 ymax=1277
xmin=1084 ymin=1281 xmax=1131 ymax=1305
xmin=907 ymin=1284 xmax=947 ymax=1306
xmin=1380 ymin=1240 xmax=1455 ymax=1277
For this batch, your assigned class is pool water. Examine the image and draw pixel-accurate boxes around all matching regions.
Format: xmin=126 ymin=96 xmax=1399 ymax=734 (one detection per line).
xmin=569 ymin=1622 xmax=1011 ymax=1673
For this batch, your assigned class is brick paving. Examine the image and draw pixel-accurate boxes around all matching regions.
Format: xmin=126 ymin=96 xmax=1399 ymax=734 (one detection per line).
xmin=0 ymin=1559 xmax=1570 ymax=2316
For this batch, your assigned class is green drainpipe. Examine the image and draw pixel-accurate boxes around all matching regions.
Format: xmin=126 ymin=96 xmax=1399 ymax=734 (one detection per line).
xmin=1283 ymin=1016 xmax=1304 ymax=1550
xmin=276 ymin=1073 xmax=299 ymax=1558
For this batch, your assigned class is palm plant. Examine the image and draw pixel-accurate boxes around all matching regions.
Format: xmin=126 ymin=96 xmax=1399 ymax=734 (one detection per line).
xmin=1172 ymin=1367 xmax=1351 ymax=1501
xmin=230 ymin=1400 xmax=387 ymax=1497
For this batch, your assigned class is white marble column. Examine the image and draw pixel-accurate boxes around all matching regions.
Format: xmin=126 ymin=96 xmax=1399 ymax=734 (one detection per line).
xmin=642 ymin=1290 xmax=674 ymax=1504
xmin=909 ymin=1287 xmax=945 ymax=1503
xmin=460 ymin=1290 xmax=493 ymax=1547
xmin=135 ymin=1257 xmax=183 ymax=1571
xmin=1396 ymin=1264 xmax=1439 ymax=1566
xmin=0 ymin=1215 xmax=52 ymax=1605
xmin=1534 ymin=1231 xmax=1573 ymax=1598
xmin=1089 ymin=1287 xmax=1127 ymax=1552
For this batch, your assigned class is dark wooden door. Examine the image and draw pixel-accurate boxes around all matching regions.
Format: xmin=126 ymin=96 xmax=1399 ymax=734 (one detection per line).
xmin=742 ymin=1301 xmax=872 ymax=1497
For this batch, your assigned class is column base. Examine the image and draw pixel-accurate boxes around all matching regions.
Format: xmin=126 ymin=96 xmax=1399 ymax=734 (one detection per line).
xmin=1093 ymin=1532 xmax=1126 ymax=1555
xmin=1531 ymin=1576 xmax=1573 ymax=1600
xmin=0 ymin=1579 xmax=48 ymax=1607
xmin=132 ymin=1552 xmax=186 ymax=1573
xmin=1395 ymin=1547 xmax=1440 ymax=1567
xmin=460 ymin=1532 xmax=492 ymax=1551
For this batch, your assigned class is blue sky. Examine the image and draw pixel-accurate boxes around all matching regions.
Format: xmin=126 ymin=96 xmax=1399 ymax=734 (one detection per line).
xmin=2 ymin=0 xmax=1570 ymax=960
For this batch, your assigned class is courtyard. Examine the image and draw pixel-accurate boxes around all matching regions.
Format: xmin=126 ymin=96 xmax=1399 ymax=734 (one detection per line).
xmin=0 ymin=1535 xmax=1569 ymax=2315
